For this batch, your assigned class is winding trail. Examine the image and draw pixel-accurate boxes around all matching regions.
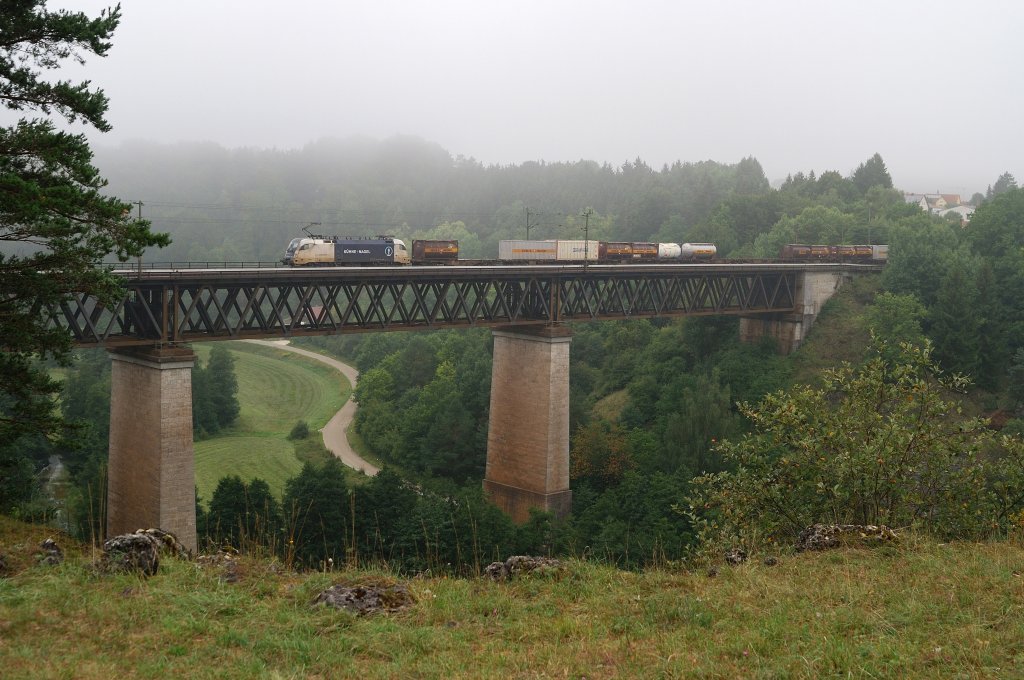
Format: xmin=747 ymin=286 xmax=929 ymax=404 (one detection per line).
xmin=242 ymin=340 xmax=379 ymax=476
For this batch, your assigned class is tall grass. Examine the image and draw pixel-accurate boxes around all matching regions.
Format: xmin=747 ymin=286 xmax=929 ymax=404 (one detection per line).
xmin=4 ymin=512 xmax=1024 ymax=679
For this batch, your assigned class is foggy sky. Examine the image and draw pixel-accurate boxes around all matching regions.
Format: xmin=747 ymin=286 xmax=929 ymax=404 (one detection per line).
xmin=48 ymin=0 xmax=1023 ymax=195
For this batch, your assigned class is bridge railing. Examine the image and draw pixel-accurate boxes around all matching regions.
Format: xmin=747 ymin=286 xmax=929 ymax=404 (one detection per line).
xmin=102 ymin=261 xmax=283 ymax=270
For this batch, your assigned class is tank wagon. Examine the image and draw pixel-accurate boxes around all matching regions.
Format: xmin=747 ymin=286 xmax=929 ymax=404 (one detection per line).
xmin=780 ymin=244 xmax=888 ymax=262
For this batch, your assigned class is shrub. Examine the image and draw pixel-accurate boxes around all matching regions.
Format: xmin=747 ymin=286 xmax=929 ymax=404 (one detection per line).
xmin=686 ymin=340 xmax=1024 ymax=552
xmin=288 ymin=420 xmax=310 ymax=440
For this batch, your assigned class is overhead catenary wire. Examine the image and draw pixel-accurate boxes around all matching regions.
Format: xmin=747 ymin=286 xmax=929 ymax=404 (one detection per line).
xmin=129 ymin=200 xmax=572 ymax=232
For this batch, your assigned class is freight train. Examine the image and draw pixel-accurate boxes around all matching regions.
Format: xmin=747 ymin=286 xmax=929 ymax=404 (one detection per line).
xmin=283 ymin=235 xmax=887 ymax=266
xmin=283 ymin=235 xmax=717 ymax=266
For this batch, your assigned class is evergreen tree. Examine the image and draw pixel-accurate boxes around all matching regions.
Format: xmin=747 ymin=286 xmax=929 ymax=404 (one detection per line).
xmin=191 ymin=359 xmax=217 ymax=436
xmin=929 ymin=258 xmax=981 ymax=378
xmin=351 ymin=468 xmax=418 ymax=562
xmin=206 ymin=345 xmax=240 ymax=428
xmin=733 ymin=156 xmax=770 ymax=195
xmin=205 ymin=475 xmax=282 ymax=549
xmin=242 ymin=478 xmax=282 ymax=545
xmin=0 ymin=1 xmax=169 ymax=444
xmin=851 ymin=153 xmax=893 ymax=195
xmin=986 ymin=172 xmax=1018 ymax=199
xmin=207 ymin=475 xmax=247 ymax=546
xmin=974 ymin=261 xmax=1009 ymax=391
xmin=1009 ymin=349 xmax=1024 ymax=414
xmin=282 ymin=460 xmax=349 ymax=568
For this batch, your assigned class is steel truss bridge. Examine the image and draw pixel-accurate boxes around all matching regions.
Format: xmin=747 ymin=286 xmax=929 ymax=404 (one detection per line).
xmin=49 ymin=263 xmax=876 ymax=348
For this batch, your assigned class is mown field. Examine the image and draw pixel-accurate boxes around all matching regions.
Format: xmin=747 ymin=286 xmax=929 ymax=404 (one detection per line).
xmin=192 ymin=342 xmax=349 ymax=505
xmin=2 ymin=515 xmax=1023 ymax=679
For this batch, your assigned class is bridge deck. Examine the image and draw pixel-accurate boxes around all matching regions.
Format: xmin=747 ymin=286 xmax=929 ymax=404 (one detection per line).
xmin=53 ymin=262 xmax=880 ymax=347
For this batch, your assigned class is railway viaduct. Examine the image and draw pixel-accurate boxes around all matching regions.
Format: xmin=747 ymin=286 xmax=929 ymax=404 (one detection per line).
xmin=54 ymin=262 xmax=878 ymax=551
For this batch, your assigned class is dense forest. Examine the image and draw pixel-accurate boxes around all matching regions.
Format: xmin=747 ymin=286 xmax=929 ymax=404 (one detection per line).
xmin=7 ymin=137 xmax=1024 ymax=570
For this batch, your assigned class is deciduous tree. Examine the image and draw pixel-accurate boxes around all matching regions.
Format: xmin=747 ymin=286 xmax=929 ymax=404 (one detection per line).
xmin=686 ymin=342 xmax=1024 ymax=550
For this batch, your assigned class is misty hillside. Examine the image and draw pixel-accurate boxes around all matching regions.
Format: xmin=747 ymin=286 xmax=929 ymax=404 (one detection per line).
xmin=93 ymin=137 xmax=776 ymax=262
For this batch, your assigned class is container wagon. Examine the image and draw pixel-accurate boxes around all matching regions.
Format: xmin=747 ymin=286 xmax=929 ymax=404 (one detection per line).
xmin=412 ymin=239 xmax=459 ymax=264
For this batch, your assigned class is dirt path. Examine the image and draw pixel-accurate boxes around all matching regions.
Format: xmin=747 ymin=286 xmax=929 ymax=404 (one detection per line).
xmin=242 ymin=340 xmax=379 ymax=476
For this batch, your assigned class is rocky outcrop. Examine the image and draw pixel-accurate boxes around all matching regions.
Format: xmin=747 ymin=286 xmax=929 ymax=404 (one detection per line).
xmin=98 ymin=528 xmax=190 ymax=576
xmin=312 ymin=583 xmax=415 ymax=615
xmin=36 ymin=538 xmax=64 ymax=566
xmin=796 ymin=524 xmax=898 ymax=552
xmin=485 ymin=555 xmax=564 ymax=582
xmin=100 ymin=533 xmax=162 ymax=575
xmin=135 ymin=528 xmax=191 ymax=560
xmin=724 ymin=548 xmax=747 ymax=565
xmin=196 ymin=550 xmax=242 ymax=583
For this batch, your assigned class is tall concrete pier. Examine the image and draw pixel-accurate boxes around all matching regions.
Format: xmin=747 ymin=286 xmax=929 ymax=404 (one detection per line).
xmin=107 ymin=346 xmax=197 ymax=552
xmin=484 ymin=325 xmax=573 ymax=523
xmin=740 ymin=270 xmax=849 ymax=353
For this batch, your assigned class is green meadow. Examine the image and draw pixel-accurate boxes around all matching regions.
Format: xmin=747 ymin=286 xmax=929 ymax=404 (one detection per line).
xmin=192 ymin=342 xmax=349 ymax=505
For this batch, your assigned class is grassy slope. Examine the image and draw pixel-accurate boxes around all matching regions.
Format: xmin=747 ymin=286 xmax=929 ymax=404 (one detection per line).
xmin=192 ymin=342 xmax=348 ymax=504
xmin=2 ymin=515 xmax=1023 ymax=679
xmin=788 ymin=275 xmax=879 ymax=387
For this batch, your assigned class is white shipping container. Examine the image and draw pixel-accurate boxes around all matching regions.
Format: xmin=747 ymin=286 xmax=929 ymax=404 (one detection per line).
xmin=871 ymin=244 xmax=889 ymax=261
xmin=555 ymin=240 xmax=601 ymax=261
xmin=499 ymin=240 xmax=557 ymax=260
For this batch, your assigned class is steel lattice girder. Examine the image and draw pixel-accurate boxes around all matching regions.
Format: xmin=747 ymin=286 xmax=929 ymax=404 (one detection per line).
xmin=45 ymin=265 xmax=806 ymax=347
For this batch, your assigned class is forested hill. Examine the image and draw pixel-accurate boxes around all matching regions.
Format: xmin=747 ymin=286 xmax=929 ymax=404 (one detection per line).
xmin=92 ymin=136 xmax=773 ymax=262
xmin=37 ymin=135 xmax=1022 ymax=571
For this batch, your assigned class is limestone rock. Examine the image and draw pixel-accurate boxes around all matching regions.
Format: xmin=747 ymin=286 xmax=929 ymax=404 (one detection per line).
xmin=724 ymin=548 xmax=747 ymax=566
xmin=795 ymin=523 xmax=898 ymax=552
xmin=196 ymin=550 xmax=241 ymax=583
xmin=134 ymin=528 xmax=191 ymax=560
xmin=312 ymin=583 xmax=415 ymax=615
xmin=485 ymin=555 xmax=564 ymax=582
xmin=100 ymin=532 xmax=162 ymax=576
xmin=36 ymin=538 xmax=63 ymax=566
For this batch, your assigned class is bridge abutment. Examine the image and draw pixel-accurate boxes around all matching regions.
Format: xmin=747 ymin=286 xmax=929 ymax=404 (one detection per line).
xmin=484 ymin=326 xmax=572 ymax=523
xmin=740 ymin=270 xmax=849 ymax=354
xmin=107 ymin=346 xmax=197 ymax=552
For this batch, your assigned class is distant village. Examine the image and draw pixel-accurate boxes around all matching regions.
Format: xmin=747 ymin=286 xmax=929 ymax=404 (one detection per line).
xmin=903 ymin=192 xmax=975 ymax=224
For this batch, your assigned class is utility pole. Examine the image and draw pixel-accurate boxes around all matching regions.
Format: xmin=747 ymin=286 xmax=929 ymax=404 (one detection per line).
xmin=134 ymin=200 xmax=144 ymax=277
xmin=525 ymin=207 xmax=534 ymax=239
xmin=581 ymin=207 xmax=593 ymax=268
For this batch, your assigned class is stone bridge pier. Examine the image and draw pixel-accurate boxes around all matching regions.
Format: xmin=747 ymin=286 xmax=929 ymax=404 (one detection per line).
xmin=740 ymin=269 xmax=851 ymax=354
xmin=107 ymin=346 xmax=197 ymax=552
xmin=484 ymin=325 xmax=573 ymax=523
